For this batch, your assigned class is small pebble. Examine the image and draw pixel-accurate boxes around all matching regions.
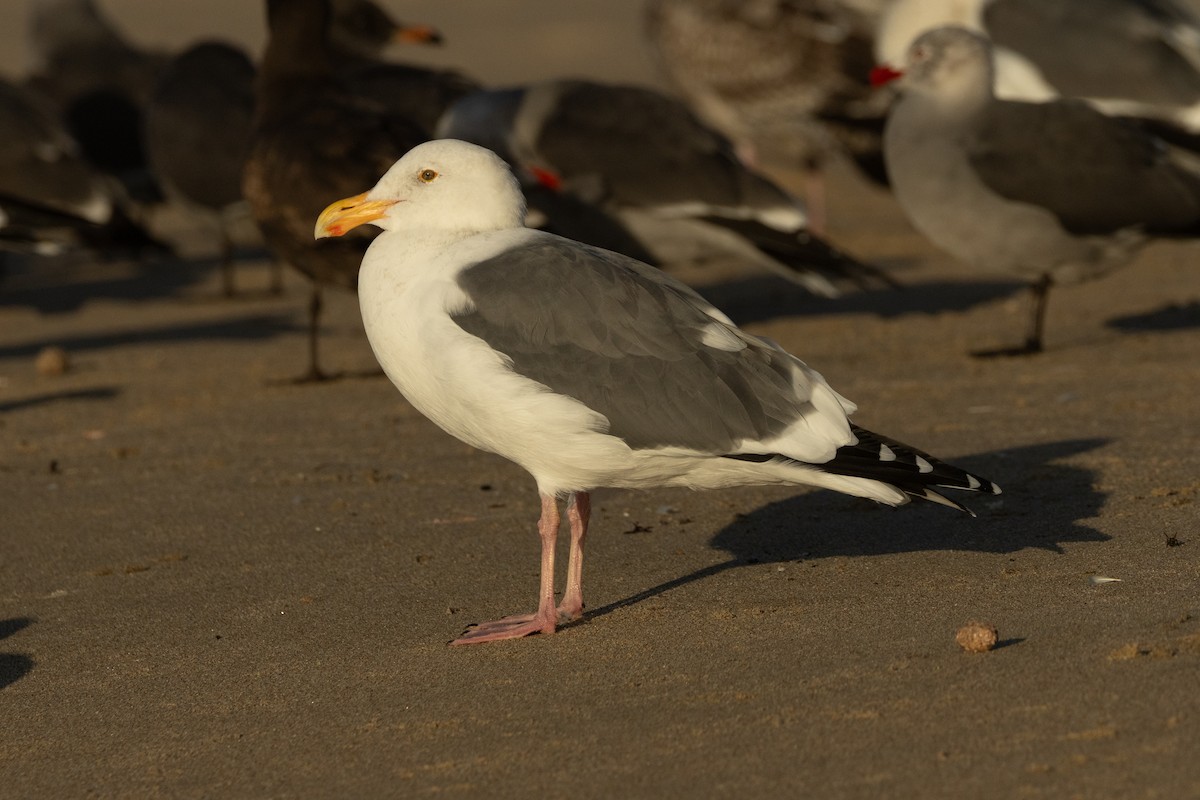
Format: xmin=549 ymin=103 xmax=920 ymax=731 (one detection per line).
xmin=956 ymin=621 xmax=999 ymax=653
xmin=35 ymin=346 xmax=69 ymax=376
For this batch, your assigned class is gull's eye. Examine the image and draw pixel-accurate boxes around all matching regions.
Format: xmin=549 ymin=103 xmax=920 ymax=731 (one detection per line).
xmin=418 ymin=168 xmax=439 ymax=183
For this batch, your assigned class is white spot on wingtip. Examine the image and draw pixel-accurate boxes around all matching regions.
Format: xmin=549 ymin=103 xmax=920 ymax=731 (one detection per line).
xmin=878 ymin=444 xmax=896 ymax=462
xmin=966 ymin=474 xmax=981 ymax=489
xmin=915 ymin=455 xmax=933 ymax=473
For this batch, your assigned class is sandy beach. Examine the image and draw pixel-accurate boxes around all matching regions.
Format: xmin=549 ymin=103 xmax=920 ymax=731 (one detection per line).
xmin=3 ymin=2 xmax=1200 ymax=797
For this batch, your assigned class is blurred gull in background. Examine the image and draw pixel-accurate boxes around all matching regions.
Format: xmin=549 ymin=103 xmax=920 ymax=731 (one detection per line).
xmin=877 ymin=26 xmax=1200 ymax=356
xmin=644 ymin=0 xmax=893 ymax=232
xmin=438 ymin=78 xmax=894 ymax=299
xmin=876 ymin=0 xmax=1200 ymax=133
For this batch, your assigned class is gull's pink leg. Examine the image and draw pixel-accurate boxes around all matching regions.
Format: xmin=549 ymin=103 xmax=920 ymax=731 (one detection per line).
xmin=450 ymin=494 xmax=560 ymax=645
xmin=557 ymin=492 xmax=590 ymax=621
xmin=558 ymin=492 xmax=590 ymax=622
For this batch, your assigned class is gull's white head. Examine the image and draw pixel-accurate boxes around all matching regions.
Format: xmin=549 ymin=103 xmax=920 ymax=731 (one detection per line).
xmin=894 ymin=27 xmax=995 ymax=106
xmin=314 ymin=139 xmax=527 ymax=240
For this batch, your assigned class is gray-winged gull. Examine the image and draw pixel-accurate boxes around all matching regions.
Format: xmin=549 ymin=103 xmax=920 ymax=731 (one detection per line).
xmin=145 ymin=1 xmax=448 ymax=299
xmin=436 ymin=79 xmax=891 ymax=298
xmin=314 ymin=138 xmax=1001 ymax=645
xmin=876 ymin=26 xmax=1200 ymax=356
xmin=876 ymin=0 xmax=1200 ymax=130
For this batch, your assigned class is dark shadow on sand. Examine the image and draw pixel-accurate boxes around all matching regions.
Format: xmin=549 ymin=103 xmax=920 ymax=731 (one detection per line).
xmin=0 ymin=387 xmax=119 ymax=414
xmin=1106 ymin=301 xmax=1200 ymax=333
xmin=0 ymin=255 xmax=209 ymax=314
xmin=0 ymin=617 xmax=35 ymax=690
xmin=585 ymin=439 xmax=1109 ymax=622
xmin=698 ymin=276 xmax=1026 ymax=327
xmin=0 ymin=248 xmax=276 ymax=314
xmin=0 ymin=313 xmax=299 ymax=361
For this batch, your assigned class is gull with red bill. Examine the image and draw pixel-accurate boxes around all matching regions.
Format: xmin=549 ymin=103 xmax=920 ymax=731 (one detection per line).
xmin=435 ymin=79 xmax=892 ymax=299
xmin=875 ymin=26 xmax=1200 ymax=356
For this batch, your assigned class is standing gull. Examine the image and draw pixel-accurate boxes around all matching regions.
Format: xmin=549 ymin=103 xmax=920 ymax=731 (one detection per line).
xmin=243 ymin=0 xmax=426 ymax=381
xmin=144 ymin=1 xmax=448 ymax=299
xmin=644 ymin=0 xmax=892 ymax=230
xmin=876 ymin=0 xmax=1200 ymax=130
xmin=315 ymin=139 xmax=1001 ymax=645
xmin=876 ymin=26 xmax=1200 ymax=356
xmin=437 ymin=79 xmax=889 ymax=298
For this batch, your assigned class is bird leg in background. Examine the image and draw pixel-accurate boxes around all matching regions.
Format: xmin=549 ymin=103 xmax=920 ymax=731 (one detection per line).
xmin=559 ymin=491 xmax=591 ymax=622
xmin=450 ymin=494 xmax=562 ymax=645
xmin=296 ymin=285 xmax=335 ymax=382
xmin=1025 ymin=275 xmax=1053 ymax=354
xmin=972 ymin=275 xmax=1053 ymax=358
xmin=219 ymin=225 xmax=236 ymax=298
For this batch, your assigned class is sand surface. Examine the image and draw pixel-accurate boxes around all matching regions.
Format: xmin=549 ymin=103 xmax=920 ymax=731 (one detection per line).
xmin=3 ymin=2 xmax=1200 ymax=797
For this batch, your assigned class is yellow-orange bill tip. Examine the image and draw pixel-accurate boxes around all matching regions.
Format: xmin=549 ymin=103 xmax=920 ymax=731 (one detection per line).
xmin=314 ymin=192 xmax=395 ymax=239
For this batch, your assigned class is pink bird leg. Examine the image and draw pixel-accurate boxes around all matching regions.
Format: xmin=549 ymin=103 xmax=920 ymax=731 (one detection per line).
xmin=450 ymin=491 xmax=591 ymax=645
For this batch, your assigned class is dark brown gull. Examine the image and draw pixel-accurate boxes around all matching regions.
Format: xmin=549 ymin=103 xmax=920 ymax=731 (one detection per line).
xmin=242 ymin=0 xmax=426 ymax=381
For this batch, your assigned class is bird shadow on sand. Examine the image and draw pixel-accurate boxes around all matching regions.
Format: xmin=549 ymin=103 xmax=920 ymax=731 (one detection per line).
xmin=696 ymin=275 xmax=1025 ymax=327
xmin=0 ymin=313 xmax=299 ymax=361
xmin=584 ymin=438 xmax=1109 ymax=623
xmin=1105 ymin=301 xmax=1200 ymax=333
xmin=0 ymin=617 xmax=35 ymax=690
xmin=0 ymin=248 xmax=276 ymax=314
xmin=0 ymin=387 xmax=119 ymax=414
xmin=0 ymin=253 xmax=210 ymax=314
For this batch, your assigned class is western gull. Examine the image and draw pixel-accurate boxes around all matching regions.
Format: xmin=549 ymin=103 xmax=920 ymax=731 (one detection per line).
xmin=876 ymin=26 xmax=1200 ymax=356
xmin=243 ymin=0 xmax=427 ymax=381
xmin=436 ymin=79 xmax=892 ymax=299
xmin=314 ymin=139 xmax=1001 ymax=645
xmin=876 ymin=0 xmax=1200 ymax=131
xmin=643 ymin=0 xmax=893 ymax=230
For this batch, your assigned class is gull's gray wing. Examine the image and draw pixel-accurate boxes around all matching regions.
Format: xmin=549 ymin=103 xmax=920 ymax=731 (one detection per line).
xmin=451 ymin=235 xmax=828 ymax=453
xmin=967 ymin=99 xmax=1200 ymax=235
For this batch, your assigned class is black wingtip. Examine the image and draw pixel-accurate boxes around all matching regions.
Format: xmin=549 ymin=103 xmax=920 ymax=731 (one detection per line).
xmin=819 ymin=424 xmax=1001 ymax=511
xmin=697 ymin=214 xmax=898 ymax=291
